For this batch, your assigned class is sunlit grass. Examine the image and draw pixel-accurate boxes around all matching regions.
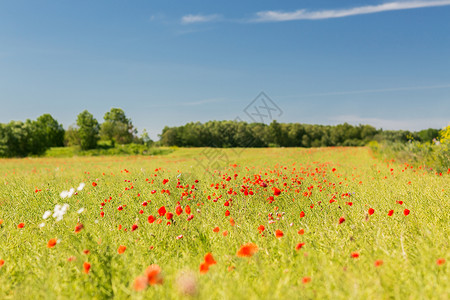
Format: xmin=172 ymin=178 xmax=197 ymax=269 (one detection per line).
xmin=0 ymin=147 xmax=448 ymax=299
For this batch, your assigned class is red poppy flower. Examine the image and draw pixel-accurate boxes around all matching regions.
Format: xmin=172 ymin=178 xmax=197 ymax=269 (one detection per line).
xmin=302 ymin=276 xmax=311 ymax=284
xmin=298 ymin=229 xmax=305 ymax=235
xmin=275 ymin=230 xmax=284 ymax=238
xmin=83 ymin=262 xmax=91 ymax=274
xmin=258 ymin=225 xmax=265 ymax=233
xmin=222 ymin=230 xmax=228 ymax=236
xmin=237 ymin=243 xmax=258 ymax=257
xmin=374 ymin=260 xmax=383 ymax=267
xmin=146 ymin=264 xmax=163 ymax=285
xmin=296 ymin=243 xmax=305 ymax=251
xmin=388 ymin=210 xmax=394 ymax=216
xmin=299 ymin=211 xmax=305 ymax=218
xmin=229 ymin=218 xmax=235 ymax=226
xmin=92 ymin=182 xmax=97 ymax=187
xmin=436 ymin=258 xmax=445 ymax=265
xmin=166 ymin=212 xmax=174 ymax=220
xmin=47 ymin=238 xmax=57 ymax=248
xmin=118 ymin=245 xmax=126 ymax=254
xmin=185 ymin=205 xmax=191 ymax=214
xmin=74 ymin=223 xmax=84 ymax=233
xmin=273 ymin=187 xmax=281 ymax=196
xmin=148 ymin=215 xmax=155 ymax=223
xmin=175 ymin=205 xmax=183 ymax=216
xmin=339 ymin=217 xmax=345 ymax=224
xmin=199 ymin=262 xmax=209 ymax=274
xmin=351 ymin=252 xmax=359 ymax=258
xmin=17 ymin=223 xmax=24 ymax=229
xmin=158 ymin=206 xmax=166 ymax=217
xmin=0 ymin=259 xmax=4 ymax=267
xmin=403 ymin=209 xmax=410 ymax=216
xmin=213 ymin=227 xmax=220 ymax=233
xmin=132 ymin=224 xmax=138 ymax=231
xmin=368 ymin=208 xmax=375 ymax=215
xmin=204 ymin=253 xmax=217 ymax=265
xmin=225 ymin=210 xmax=230 ymax=216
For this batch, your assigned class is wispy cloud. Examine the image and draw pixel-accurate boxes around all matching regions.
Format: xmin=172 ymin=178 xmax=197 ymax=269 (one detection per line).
xmin=331 ymin=115 xmax=449 ymax=130
xmin=181 ymin=14 xmax=220 ymax=24
xmin=252 ymin=0 xmax=450 ymax=22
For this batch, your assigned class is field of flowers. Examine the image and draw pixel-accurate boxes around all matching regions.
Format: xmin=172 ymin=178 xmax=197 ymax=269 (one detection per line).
xmin=0 ymin=147 xmax=448 ymax=299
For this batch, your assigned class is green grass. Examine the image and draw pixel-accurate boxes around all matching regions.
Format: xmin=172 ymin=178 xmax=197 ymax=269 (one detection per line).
xmin=0 ymin=147 xmax=448 ymax=299
xmin=44 ymin=145 xmax=175 ymax=157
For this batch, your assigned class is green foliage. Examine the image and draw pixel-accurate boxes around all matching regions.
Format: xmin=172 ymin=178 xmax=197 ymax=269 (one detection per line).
xmin=159 ymin=121 xmax=385 ymax=148
xmin=0 ymin=115 xmax=64 ymax=157
xmin=76 ymin=110 xmax=100 ymax=150
xmin=100 ymin=108 xmax=136 ymax=145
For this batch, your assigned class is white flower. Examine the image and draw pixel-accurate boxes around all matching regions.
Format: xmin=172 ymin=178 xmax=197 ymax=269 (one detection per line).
xmin=77 ymin=207 xmax=85 ymax=214
xmin=77 ymin=183 xmax=85 ymax=191
xmin=67 ymin=188 xmax=75 ymax=198
xmin=60 ymin=191 xmax=69 ymax=199
xmin=39 ymin=223 xmax=45 ymax=228
xmin=53 ymin=204 xmax=69 ymax=222
xmin=43 ymin=211 xmax=52 ymax=219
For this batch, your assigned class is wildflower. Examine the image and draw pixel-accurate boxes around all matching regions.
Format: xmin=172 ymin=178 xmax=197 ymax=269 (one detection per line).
xmin=298 ymin=229 xmax=305 ymax=235
xmin=47 ymin=238 xmax=57 ymax=248
xmin=222 ymin=230 xmax=228 ymax=236
xmin=74 ymin=223 xmax=84 ymax=233
xmin=176 ymin=235 xmax=183 ymax=240
xmin=436 ymin=258 xmax=445 ymax=265
xmin=148 ymin=215 xmax=155 ymax=223
xmin=132 ymin=224 xmax=138 ymax=231
xmin=92 ymin=182 xmax=97 ymax=187
xmin=199 ymin=262 xmax=209 ymax=274
xmin=258 ymin=225 xmax=265 ymax=234
xmin=77 ymin=183 xmax=85 ymax=191
xmin=0 ymin=259 xmax=4 ymax=267
xmin=300 ymin=211 xmax=305 ymax=218
xmin=158 ymin=206 xmax=166 ymax=217
xmin=42 ymin=211 xmax=52 ymax=219
xmin=351 ymin=252 xmax=359 ymax=258
xmin=118 ymin=245 xmax=127 ymax=254
xmin=18 ymin=223 xmax=24 ymax=229
xmin=204 ymin=253 xmax=216 ymax=266
xmin=275 ymin=230 xmax=284 ymax=238
xmin=213 ymin=227 xmax=220 ymax=233
xmin=53 ymin=204 xmax=69 ymax=222
xmin=67 ymin=256 xmax=76 ymax=262
xmin=237 ymin=243 xmax=258 ymax=257
xmin=302 ymin=276 xmax=311 ymax=284
xmin=133 ymin=276 xmax=148 ymax=291
xmin=403 ymin=209 xmax=410 ymax=216
xmin=388 ymin=210 xmax=394 ymax=216
xmin=368 ymin=208 xmax=375 ymax=215
xmin=77 ymin=208 xmax=85 ymax=214
xmin=83 ymin=262 xmax=91 ymax=273
xmin=273 ymin=187 xmax=281 ymax=196
xmin=339 ymin=217 xmax=345 ymax=224
xmin=374 ymin=260 xmax=383 ymax=267
xmin=296 ymin=243 xmax=305 ymax=251
xmin=146 ymin=264 xmax=163 ymax=285
xmin=185 ymin=205 xmax=191 ymax=214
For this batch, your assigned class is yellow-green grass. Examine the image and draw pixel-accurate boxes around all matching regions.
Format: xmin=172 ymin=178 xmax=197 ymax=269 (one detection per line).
xmin=0 ymin=147 xmax=448 ymax=299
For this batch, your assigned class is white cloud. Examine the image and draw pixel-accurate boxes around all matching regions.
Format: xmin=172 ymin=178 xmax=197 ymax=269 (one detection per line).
xmin=253 ymin=0 xmax=450 ymax=22
xmin=181 ymin=14 xmax=220 ymax=24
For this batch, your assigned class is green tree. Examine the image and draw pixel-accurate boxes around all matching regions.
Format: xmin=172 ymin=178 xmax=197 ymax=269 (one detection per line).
xmin=77 ymin=110 xmax=99 ymax=150
xmin=100 ymin=108 xmax=135 ymax=146
xmin=36 ymin=114 xmax=65 ymax=147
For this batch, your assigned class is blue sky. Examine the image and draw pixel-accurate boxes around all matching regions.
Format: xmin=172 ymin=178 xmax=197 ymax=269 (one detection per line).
xmin=1 ymin=0 xmax=449 ymax=139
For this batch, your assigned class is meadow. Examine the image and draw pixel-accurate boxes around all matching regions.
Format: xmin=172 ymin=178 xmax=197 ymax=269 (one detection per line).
xmin=0 ymin=147 xmax=448 ymax=299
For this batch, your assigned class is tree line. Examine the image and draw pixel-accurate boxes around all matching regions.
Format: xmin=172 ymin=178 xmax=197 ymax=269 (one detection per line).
xmin=0 ymin=108 xmax=149 ymax=157
xmin=159 ymin=121 xmax=440 ymax=148
xmin=0 ymin=109 xmax=441 ymax=157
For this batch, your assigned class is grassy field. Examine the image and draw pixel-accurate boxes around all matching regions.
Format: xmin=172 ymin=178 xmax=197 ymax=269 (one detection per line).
xmin=0 ymin=147 xmax=448 ymax=299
